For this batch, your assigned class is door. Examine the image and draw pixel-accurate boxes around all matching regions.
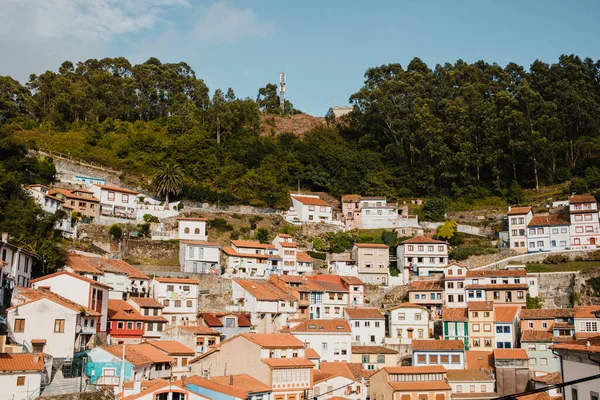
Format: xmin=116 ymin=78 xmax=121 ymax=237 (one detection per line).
xmin=408 ymin=329 xmax=413 ymax=339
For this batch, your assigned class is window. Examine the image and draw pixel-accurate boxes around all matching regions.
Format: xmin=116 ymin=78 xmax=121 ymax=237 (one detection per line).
xmin=362 ymin=355 xmax=369 ymax=363
xmin=470 ymin=385 xmax=476 ymax=393
xmin=14 ymin=319 xmax=25 ymax=332
xmin=542 ymin=322 xmax=548 ymax=329
xmin=585 ymin=214 xmax=593 ymax=221
xmin=375 ymin=321 xmax=380 ymax=328
xmin=451 ymin=355 xmax=460 ymax=364
xmin=182 ymin=358 xmax=188 ymax=367
xmin=503 ymin=326 xmax=510 ymax=333
xmin=167 ymin=285 xmax=175 ymax=291
xmin=591 ymin=392 xmax=598 ymax=400
xmin=16 ymin=376 xmax=25 ymax=386
xmin=427 ymin=246 xmax=434 ymax=252
xmin=456 ymin=385 xmax=462 ymax=393
xmin=517 ymin=291 xmax=524 ymax=299
xmin=54 ymin=319 xmax=65 ymax=333
xmin=429 ymin=354 xmax=438 ymax=364
xmin=365 ymin=321 xmax=370 ymax=327
xmin=518 ymin=218 xmax=524 ymax=224
xmin=528 ymin=322 xmax=534 ymax=329
xmin=408 ymin=245 xmax=414 ymax=251
xmin=187 ymin=300 xmax=193 ymax=308
xmin=484 ymin=324 xmax=491 ymax=332
xmin=571 ymin=388 xmax=578 ymax=400
xmin=417 ymin=329 xmax=424 ymax=338
xmin=415 ymin=313 xmax=421 ymax=321
xmin=163 ymin=300 xmax=170 ymax=307
xmin=175 ymin=300 xmax=181 ymax=307
xmin=417 ymin=355 xmax=426 ymax=363
xmin=496 ymin=326 xmax=503 ymax=333
xmin=539 ymin=344 xmax=547 ymax=351
xmin=529 ymin=228 xmax=536 ymax=235
xmin=438 ymin=245 xmax=444 ymax=252
xmin=117 ymin=322 xmax=124 ymax=329
xmin=418 ymin=246 xmax=424 ymax=251
xmin=377 ymin=355 xmax=385 ymax=363
xmin=576 ymin=227 xmax=584 ymax=233
xmin=108 ymin=192 xmax=115 ymax=201
xmin=473 ymin=338 xmax=480 ymax=347
xmin=540 ymin=358 xmax=548 ymax=366
xmin=122 ymin=194 xmax=129 ymax=203
xmin=398 ymin=313 xmax=405 ymax=320
xmin=440 ymin=355 xmax=449 ymax=364
xmin=354 ymin=321 xmax=360 ymax=327
xmin=484 ymin=338 xmax=492 ymax=347
xmin=484 ymin=312 xmax=490 ymax=318
xmin=472 ymin=312 xmax=479 ymax=318
xmin=136 ymin=322 xmax=142 ymax=329
xmin=473 ymin=324 xmax=480 ymax=332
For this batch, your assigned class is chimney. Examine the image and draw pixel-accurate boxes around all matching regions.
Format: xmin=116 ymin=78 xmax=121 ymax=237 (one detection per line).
xmin=33 ymin=354 xmax=40 ymax=364
xmin=1 ymin=232 xmax=7 ymax=243
xmin=229 ymin=374 xmax=233 ymax=385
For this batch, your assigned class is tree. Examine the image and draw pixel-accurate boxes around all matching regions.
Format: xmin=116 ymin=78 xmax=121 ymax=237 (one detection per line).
xmin=256 ymin=83 xmax=301 ymax=114
xmin=255 ymin=228 xmax=270 ymax=244
xmin=436 ymin=220 xmax=457 ymax=241
xmin=421 ymin=198 xmax=447 ymax=221
xmin=108 ymin=224 xmax=123 ymax=240
xmin=153 ymin=162 xmax=184 ymax=210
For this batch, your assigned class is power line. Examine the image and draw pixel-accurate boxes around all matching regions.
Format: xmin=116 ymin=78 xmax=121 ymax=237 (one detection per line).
xmin=494 ymin=372 xmax=600 ymax=400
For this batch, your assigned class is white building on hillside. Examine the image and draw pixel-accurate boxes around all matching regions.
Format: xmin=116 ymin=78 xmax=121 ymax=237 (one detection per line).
xmin=344 ymin=307 xmax=385 ymax=346
xmin=28 ymin=184 xmax=72 ymax=234
xmin=223 ymin=240 xmax=281 ymax=279
xmin=289 ymin=195 xmax=333 ymax=224
xmin=569 ymin=195 xmax=600 ymax=248
xmin=397 ymin=236 xmax=448 ymax=276
xmin=507 ymin=206 xmax=534 ymax=252
xmin=89 ymin=184 xmax=139 ymax=220
xmin=386 ymin=303 xmax=431 ymax=345
xmin=286 ymin=319 xmax=352 ymax=362
xmin=0 ymin=353 xmax=45 ymax=400
xmin=178 ymin=218 xmax=208 ymax=241
xmin=527 ymin=215 xmax=570 ymax=252
xmin=1 ymin=238 xmax=38 ymax=292
xmin=149 ymin=277 xmax=198 ymax=326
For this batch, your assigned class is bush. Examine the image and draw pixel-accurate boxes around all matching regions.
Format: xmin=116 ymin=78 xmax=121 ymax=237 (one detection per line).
xmin=208 ymin=218 xmax=234 ymax=232
xmin=389 ymin=262 xmax=400 ymax=277
xmin=143 ymin=214 xmax=159 ymax=223
xmin=422 ymin=197 xmax=447 ymax=221
xmin=108 ymin=224 xmax=123 ymax=240
xmin=230 ymin=230 xmax=241 ymax=240
xmin=381 ymin=231 xmax=398 ymax=247
xmin=240 ymin=226 xmax=250 ymax=234
xmin=526 ymin=295 xmax=544 ymax=309
xmin=255 ymin=227 xmax=270 ymax=244
xmin=249 ymin=215 xmax=263 ymax=224
xmin=307 ymin=251 xmax=326 ymax=260
xmin=544 ymin=254 xmax=568 ymax=264
xmin=449 ymin=245 xmax=496 ymax=261
xmin=231 ymin=213 xmax=242 ymax=219
xmin=312 ymin=237 xmax=329 ymax=252
xmin=250 ymin=223 xmax=257 ymax=230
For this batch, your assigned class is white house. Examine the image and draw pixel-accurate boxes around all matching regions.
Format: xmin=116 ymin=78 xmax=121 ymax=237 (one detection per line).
xmin=28 ymin=184 xmax=72 ymax=234
xmin=527 ymin=215 xmax=570 ymax=252
xmin=89 ymin=184 xmax=139 ymax=219
xmin=0 ymin=237 xmax=37 ymax=292
xmin=0 ymin=352 xmax=45 ymax=400
xmin=179 ymin=241 xmax=221 ymax=274
xmin=272 ymin=234 xmax=299 ymax=275
xmin=386 ymin=303 xmax=431 ymax=345
xmin=286 ymin=319 xmax=352 ymax=362
xmin=446 ymin=369 xmax=497 ymax=399
xmin=289 ymin=195 xmax=333 ymax=224
xmin=149 ymin=277 xmax=199 ymax=326
xmin=493 ymin=306 xmax=520 ymax=349
xmin=7 ymin=287 xmax=101 ymax=358
xmin=313 ymin=370 xmax=365 ymax=400
xmin=223 ymin=240 xmax=281 ymax=279
xmin=178 ymin=218 xmax=208 ymax=241
xmin=573 ymin=306 xmax=600 ymax=339
xmin=507 ymin=206 xmax=534 ymax=252
xmin=411 ymin=339 xmax=466 ymax=370
xmin=29 ymin=270 xmax=110 ymax=334
xmin=146 ymin=340 xmax=195 ymax=379
xmin=126 ymin=297 xmax=168 ymax=339
xmin=344 ymin=307 xmax=385 ymax=346
xmin=569 ymin=195 xmax=600 ymax=248
xmin=552 ymin=336 xmax=600 ymax=400
xmin=229 ymin=279 xmax=297 ymax=334
xmin=328 ymin=252 xmax=358 ymax=277
xmin=397 ymin=236 xmax=448 ymax=276
xmin=444 ymin=262 xmax=467 ymax=308
xmin=341 ymin=195 xmax=409 ymax=229
xmin=295 ymin=252 xmax=314 ymax=275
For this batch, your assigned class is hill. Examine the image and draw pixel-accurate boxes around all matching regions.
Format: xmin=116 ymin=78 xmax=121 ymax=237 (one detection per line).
xmin=259 ymin=113 xmax=326 ymax=137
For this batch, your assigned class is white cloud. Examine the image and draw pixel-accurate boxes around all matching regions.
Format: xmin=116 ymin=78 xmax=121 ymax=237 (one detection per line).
xmin=192 ymin=2 xmax=275 ymax=43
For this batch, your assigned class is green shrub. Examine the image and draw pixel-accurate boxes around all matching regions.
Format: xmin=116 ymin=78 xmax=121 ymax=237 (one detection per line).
xmin=381 ymin=231 xmax=398 ymax=247
xmin=307 ymin=251 xmax=326 ymax=260
xmin=255 ymin=227 xmax=270 ymax=244
xmin=544 ymin=254 xmax=569 ymax=264
xmin=143 ymin=214 xmax=160 ymax=223
xmin=249 ymin=215 xmax=263 ymax=224
xmin=449 ymin=245 xmax=496 ymax=261
xmin=109 ymin=224 xmax=123 ymax=240
xmin=250 ymin=223 xmax=257 ymax=230
xmin=422 ymin=197 xmax=447 ymax=221
xmin=208 ymin=218 xmax=234 ymax=232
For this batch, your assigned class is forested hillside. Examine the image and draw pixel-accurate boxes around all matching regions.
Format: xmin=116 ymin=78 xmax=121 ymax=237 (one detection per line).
xmin=2 ymin=55 xmax=600 ymax=209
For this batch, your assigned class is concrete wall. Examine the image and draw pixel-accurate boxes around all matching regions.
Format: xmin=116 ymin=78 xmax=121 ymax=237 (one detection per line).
xmin=420 ymin=222 xmax=489 ymax=237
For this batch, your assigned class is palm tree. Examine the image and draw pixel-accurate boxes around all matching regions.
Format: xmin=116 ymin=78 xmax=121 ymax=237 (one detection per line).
xmin=153 ymin=162 xmax=184 ymax=210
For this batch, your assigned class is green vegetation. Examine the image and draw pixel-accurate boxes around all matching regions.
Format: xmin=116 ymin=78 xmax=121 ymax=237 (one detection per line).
xmin=421 ymin=198 xmax=448 ymax=221
xmin=526 ymin=295 xmax=545 ymax=309
xmin=526 ymin=261 xmax=600 ymax=273
xmin=307 ymin=251 xmax=326 ymax=260
xmin=108 ymin=224 xmax=123 ymax=240
xmin=153 ymin=162 xmax=184 ymax=208
xmin=207 ymin=218 xmax=234 ymax=233
xmin=254 ymin=227 xmax=270 ymax=244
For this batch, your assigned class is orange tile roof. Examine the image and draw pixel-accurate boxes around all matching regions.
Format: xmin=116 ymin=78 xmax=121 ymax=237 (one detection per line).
xmin=389 ymin=381 xmax=451 ymax=391
xmin=108 ymin=299 xmax=145 ymax=321
xmin=184 ymin=376 xmax=249 ymax=398
xmin=569 ymin=195 xmax=597 ymax=204
xmin=94 ymin=184 xmax=139 ymax=195
xmin=234 ymin=279 xmax=296 ymax=301
xmin=341 ymin=276 xmax=364 ymax=285
xmin=241 ymin=333 xmax=305 ymax=349
xmin=493 ymin=348 xmax=528 ymax=360
xmin=104 ymin=259 xmax=150 ymax=280
xmin=351 ymin=346 xmax=397 ymax=354
xmin=353 ymin=243 xmax=389 ymax=249
xmin=494 ymin=306 xmax=520 ymax=323
xmin=31 ymin=339 xmax=46 ymax=344
xmin=209 ymin=374 xmax=271 ymax=394
xmin=531 ymin=371 xmax=562 ymax=385
xmin=409 ymin=280 xmax=444 ymax=291
xmin=131 ymin=343 xmax=176 ymax=363
xmin=446 ymin=369 xmax=494 ymax=382
xmin=175 ymin=325 xmax=220 ymax=335
xmin=341 ymin=194 xmax=361 ymax=203
xmin=320 ymin=362 xmax=371 ymax=381
xmin=468 ymin=301 xmax=494 ymax=311
xmin=102 ymin=345 xmax=154 ymax=367
xmin=520 ymin=308 xmax=574 ymax=319
xmin=521 ymin=330 xmax=554 ymax=342
xmin=466 ymin=269 xmax=527 ymax=277
xmin=277 ymin=234 xmax=293 ymax=238
xmin=129 ymin=297 xmax=164 ymax=308
xmin=50 ymin=188 xmax=100 ymax=202
xmin=306 ymin=348 xmax=321 ymax=359
xmin=401 ymin=236 xmax=446 ymax=244
xmin=12 ymin=287 xmax=101 ymax=317
xmin=306 ymin=279 xmax=348 ymax=292
xmin=291 ymin=195 xmax=331 ymax=207
xmin=412 ymin=339 xmax=464 ymax=351
xmin=179 ymin=240 xmax=221 ymax=247
xmin=261 ymin=357 xmax=315 ymax=368
xmin=388 ymin=302 xmax=431 ymax=312
xmin=466 ymin=283 xmax=531 ymax=290
xmin=122 ymin=379 xmax=165 ymax=389
xmin=0 ymin=353 xmax=45 ymax=371
xmin=507 ymin=206 xmax=532 ymax=215
xmin=573 ymin=306 xmax=600 ymax=318
xmin=279 ymin=241 xmax=298 ymax=248
xmin=442 ymin=308 xmax=468 ymax=321
xmin=30 ymin=270 xmax=112 ymax=289
xmin=154 ymin=277 xmax=198 ymax=284
xmin=552 ymin=336 xmax=600 ymax=354
xmin=147 ymin=340 xmax=195 ymax=355
xmin=122 ymin=379 xmax=184 ymax=400
xmin=67 ymin=254 xmax=103 ymax=275
xmin=384 ymin=366 xmax=447 ymax=374
xmin=344 ymin=307 xmax=384 ymax=319
xmin=528 ymin=215 xmax=570 ymax=227
xmin=231 ymin=240 xmax=276 ymax=249
xmin=516 ymin=393 xmax=553 ymax=400
xmin=465 ymin=351 xmax=493 ymax=370
xmin=286 ymin=319 xmax=352 ymax=333
xmin=222 ymin=246 xmax=274 ymax=259
xmin=177 ymin=217 xmax=208 ymax=221
xmin=296 ymin=251 xmax=313 ymax=262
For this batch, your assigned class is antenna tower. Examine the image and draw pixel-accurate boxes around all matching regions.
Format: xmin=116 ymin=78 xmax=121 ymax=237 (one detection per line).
xmin=279 ymin=72 xmax=286 ymax=113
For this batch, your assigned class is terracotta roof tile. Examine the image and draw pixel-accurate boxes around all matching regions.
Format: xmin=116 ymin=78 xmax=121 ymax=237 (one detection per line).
xmin=521 ymin=330 xmax=554 ymax=342
xmin=569 ymin=195 xmax=597 ymax=204
xmin=104 ymin=259 xmax=150 ymax=280
xmin=446 ymin=369 xmax=494 ymax=382
xmin=465 ymin=351 xmax=493 ymax=370
xmin=154 ymin=277 xmax=198 ymax=284
xmin=93 ymin=184 xmax=139 ymax=195
xmin=401 ymin=236 xmax=446 ymax=245
xmin=344 ymin=307 xmax=384 ymax=319
xmin=129 ymin=344 xmax=176 ymax=363
xmin=353 ymin=243 xmax=389 ymax=249
xmin=67 ymin=255 xmax=103 ymax=275
xmin=528 ymin=215 xmax=570 ymax=227
xmin=129 ymin=297 xmax=164 ymax=308
xmin=234 ymin=279 xmax=297 ymax=301
xmin=409 ymin=280 xmax=444 ymax=291
xmin=147 ymin=340 xmax=195 ymax=355
xmin=231 ymin=240 xmax=276 ymax=249
xmin=351 ymin=346 xmax=397 ymax=354
xmin=341 ymin=276 xmax=364 ymax=285
xmin=277 ymin=234 xmax=293 ymax=238
xmin=341 ymin=194 xmax=361 ymax=203
xmin=102 ymin=345 xmax=153 ymax=367
xmin=520 ymin=308 xmax=574 ymax=319
xmin=466 ymin=269 xmax=527 ymax=277
xmin=306 ymin=348 xmax=321 ymax=359
xmin=507 ymin=206 xmax=532 ymax=215
xmin=185 ymin=376 xmax=247 ymax=398
xmin=286 ymin=319 xmax=352 ymax=333
xmin=493 ymin=348 xmax=529 ymax=360
xmin=495 ymin=306 xmax=520 ymax=323
xmin=291 ymin=195 xmax=331 ymax=207
xmin=199 ymin=312 xmax=224 ymax=327
xmin=31 ymin=339 xmax=46 ymax=344
xmin=306 ymin=279 xmax=348 ymax=292
xmin=412 ymin=339 xmax=464 ymax=351
xmin=0 ymin=353 xmax=44 ymax=371
xmin=552 ymin=336 xmax=600 ymax=354
xmin=530 ymin=371 xmax=562 ymax=385
xmin=296 ymin=252 xmax=313 ymax=262
xmin=261 ymin=357 xmax=314 ymax=368
xmin=30 ymin=270 xmax=112 ymax=289
xmin=279 ymin=242 xmax=298 ymax=248
xmin=320 ymin=362 xmax=370 ymax=381
xmin=384 ymin=366 xmax=447 ymax=374
xmin=175 ymin=325 xmax=220 ymax=335
xmin=209 ymin=374 xmax=271 ymax=394
xmin=50 ymin=188 xmax=100 ymax=202
xmin=241 ymin=333 xmax=305 ymax=349
xmin=108 ymin=299 xmax=145 ymax=321
xmin=222 ymin=246 xmax=273 ymax=259
xmin=573 ymin=306 xmax=600 ymax=318
xmin=12 ymin=287 xmax=101 ymax=317
xmin=442 ymin=308 xmax=468 ymax=321
xmin=517 ymin=393 xmax=553 ymax=400
xmin=122 ymin=379 xmax=183 ymax=400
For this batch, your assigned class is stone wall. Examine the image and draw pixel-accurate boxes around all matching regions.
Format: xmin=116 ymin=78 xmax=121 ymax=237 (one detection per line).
xmin=125 ymin=239 xmax=179 ymax=261
xmin=482 ymin=249 xmax=595 ymax=270
xmin=532 ymin=272 xmax=577 ymax=308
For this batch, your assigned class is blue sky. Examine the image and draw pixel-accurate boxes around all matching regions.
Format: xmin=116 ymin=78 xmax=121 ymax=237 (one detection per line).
xmin=1 ymin=0 xmax=599 ymax=116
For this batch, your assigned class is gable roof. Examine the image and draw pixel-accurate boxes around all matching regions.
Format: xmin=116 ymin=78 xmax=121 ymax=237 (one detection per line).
xmin=351 ymin=346 xmax=398 ymax=354
xmin=147 ymin=340 xmax=195 ymax=355
xmin=180 ymin=240 xmax=221 ymax=247
xmin=569 ymin=195 xmax=596 ymax=204
xmin=241 ymin=333 xmax=305 ymax=349
xmin=11 ymin=287 xmax=101 ymax=317
xmin=494 ymin=306 xmax=520 ymax=323
xmin=573 ymin=306 xmax=600 ymax=318
xmin=521 ymin=330 xmax=554 ymax=342
xmin=199 ymin=312 xmax=251 ymax=328
xmin=353 ymin=243 xmax=389 ymax=249
xmin=464 ymin=351 xmax=493 ymax=370
xmin=50 ymin=187 xmax=100 ymax=202
xmin=103 ymin=259 xmax=149 ymax=280
xmin=101 ymin=345 xmax=155 ymax=367
xmin=93 ymin=184 xmax=139 ymax=195
xmin=528 ymin=215 xmax=570 ymax=227
xmin=344 ymin=307 xmax=384 ymax=319
xmin=154 ymin=277 xmax=198 ymax=284
xmin=296 ymin=251 xmax=313 ymax=262
xmin=129 ymin=344 xmax=176 ymax=363
xmin=306 ymin=348 xmax=321 ymax=359
xmin=30 ymin=270 xmax=112 ymax=289
xmin=0 ymin=353 xmax=45 ymax=372
xmin=446 ymin=369 xmax=494 ymax=382
xmin=412 ymin=339 xmax=464 ymax=351
xmin=129 ymin=297 xmax=164 ymax=309
xmin=466 ymin=269 xmax=527 ymax=277
xmin=552 ymin=336 xmax=600 ymax=355
xmin=108 ymin=299 xmax=145 ymax=321
xmin=493 ymin=349 xmax=528 ymax=360
xmin=409 ymin=280 xmax=444 ymax=291
xmin=320 ymin=362 xmax=371 ymax=381
xmin=468 ymin=301 xmax=494 ymax=311
xmin=520 ymin=308 xmax=574 ymax=319
xmin=234 ymin=279 xmax=296 ymax=301
xmin=67 ymin=254 xmax=103 ymax=275
xmin=442 ymin=308 xmax=468 ymax=322
xmin=209 ymin=374 xmax=271 ymax=395
xmin=401 ymin=236 xmax=446 ymax=245
xmin=285 ymin=319 xmax=352 ymax=334
xmin=291 ymin=195 xmax=331 ymax=207
xmin=507 ymin=206 xmax=532 ymax=215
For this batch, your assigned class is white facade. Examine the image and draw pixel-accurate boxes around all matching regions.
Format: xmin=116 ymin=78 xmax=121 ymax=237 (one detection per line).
xmin=28 ymin=185 xmax=72 ymax=234
xmin=99 ymin=271 xmax=130 ymax=300
xmin=397 ymin=238 xmax=448 ymax=276
xmin=89 ymin=184 xmax=139 ymax=219
xmin=0 ymin=241 xmax=36 ymax=289
xmin=344 ymin=309 xmax=385 ymax=346
xmin=444 ymin=263 xmax=467 ymax=308
xmin=290 ymin=195 xmax=333 ymax=223
xmin=150 ymin=278 xmax=198 ymax=326
xmin=508 ymin=207 xmax=534 ymax=252
xmin=494 ymin=322 xmax=518 ymax=349
xmin=223 ymin=241 xmax=280 ymax=279
xmin=178 ymin=219 xmax=208 ymax=241
xmin=313 ymin=374 xmax=363 ymax=400
xmin=527 ymin=217 xmax=570 ymax=252
xmin=0 ymin=364 xmax=43 ymax=400
xmin=180 ymin=241 xmax=221 ymax=274
xmin=558 ymin=353 xmax=600 ymax=400
xmin=386 ymin=305 xmax=431 ymax=344
xmin=290 ymin=332 xmax=351 ymax=362
xmin=569 ymin=196 xmax=600 ymax=248
xmin=447 ymin=377 xmax=495 ymax=396
xmin=272 ymin=235 xmax=298 ymax=275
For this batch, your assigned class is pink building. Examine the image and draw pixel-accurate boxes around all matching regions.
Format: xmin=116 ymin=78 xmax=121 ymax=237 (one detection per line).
xmin=569 ymin=195 xmax=600 ymax=248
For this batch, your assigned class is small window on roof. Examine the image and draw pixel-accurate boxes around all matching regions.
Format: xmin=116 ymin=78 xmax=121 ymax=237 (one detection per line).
xmin=336 ymin=326 xmax=345 ymax=330
xmin=308 ymin=324 xmax=317 ymax=329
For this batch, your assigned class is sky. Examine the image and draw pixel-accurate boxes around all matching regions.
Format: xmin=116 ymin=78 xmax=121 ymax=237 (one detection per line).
xmin=1 ymin=0 xmax=599 ymax=116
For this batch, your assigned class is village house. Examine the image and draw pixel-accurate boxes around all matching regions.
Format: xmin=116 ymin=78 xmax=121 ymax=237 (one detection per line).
xmin=442 ymin=308 xmax=470 ymax=350
xmin=0 ymin=351 xmax=45 ymax=400
xmin=272 ymin=234 xmax=299 ymax=275
xmin=289 ymin=194 xmax=333 ymax=224
xmin=318 ymin=361 xmax=372 ymax=400
xmin=573 ymin=305 xmax=600 ymax=339
xmin=408 ymin=280 xmax=445 ymax=317
xmin=7 ymin=287 xmax=101 ymax=358
xmin=520 ymin=330 xmax=557 ymax=374
xmin=550 ymin=336 xmax=600 ymax=400
xmin=223 ymin=240 xmax=281 ymax=279
xmin=494 ymin=306 xmax=520 ymax=349
xmin=313 ymin=368 xmax=363 ymax=400
xmin=28 ymin=184 xmax=73 ymax=234
xmin=146 ymin=340 xmax=195 ymax=379
xmin=468 ymin=301 xmax=495 ymax=352
xmin=412 ymin=339 xmax=466 ymax=370
xmin=507 ymin=206 xmax=533 ymax=252
xmin=178 ymin=217 xmax=208 ymax=241
xmin=519 ymin=308 xmax=575 ymax=340
xmin=0 ymin=236 xmax=38 ymax=296
xmin=160 ymin=325 xmax=221 ymax=355
xmin=180 ymin=240 xmax=221 ymax=274
xmin=89 ymin=184 xmax=139 ymax=219
xmin=341 ymin=195 xmax=410 ymax=229
xmin=106 ymin=299 xmax=146 ymax=344
xmin=386 ymin=303 xmax=432 ymax=344
xmin=122 ymin=378 xmax=209 ymax=400
xmin=370 ymin=366 xmax=451 ymax=400
xmin=352 ymin=243 xmax=390 ymax=286
xmin=149 ymin=277 xmax=199 ymax=326
xmin=529 ymin=372 xmax=562 ymax=398
xmin=397 ymin=236 xmax=448 ymax=277
xmin=29 ymin=270 xmax=110 ymax=335
xmin=527 ymin=214 xmax=571 ymax=252
xmin=126 ymin=297 xmax=169 ymax=339
xmin=305 ymin=277 xmax=349 ymax=319
xmin=95 ymin=343 xmax=174 ymax=381
xmin=446 ymin=369 xmax=497 ymax=400
xmin=308 ymin=274 xmax=365 ymax=307
xmin=269 ymin=275 xmax=312 ymax=320
xmin=328 ymin=252 xmax=358 ymax=277
xmin=351 ymin=346 xmax=398 ymax=371
xmin=286 ymin=319 xmax=352 ymax=362
xmin=190 ymin=333 xmax=313 ymax=400
xmin=464 ymin=269 xmax=531 ymax=307
xmin=444 ymin=262 xmax=467 ymax=308
xmin=230 ymin=279 xmax=297 ymax=333
xmin=344 ymin=307 xmax=385 ymax=346
xmin=493 ymin=349 xmax=529 ymax=396
xmin=50 ymin=187 xmax=100 ymax=223
xmin=569 ymin=194 xmax=600 ymax=248
xmin=185 ymin=374 xmax=271 ymax=400
xmin=197 ymin=312 xmax=252 ymax=340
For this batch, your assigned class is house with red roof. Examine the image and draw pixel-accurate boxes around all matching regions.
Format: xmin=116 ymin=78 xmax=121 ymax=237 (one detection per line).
xmin=397 ymin=236 xmax=448 ymax=277
xmin=127 ymin=297 xmax=169 ymax=339
xmin=370 ymin=366 xmax=451 ymax=400
xmin=551 ymin=336 xmax=600 ymax=400
xmin=573 ymin=305 xmax=600 ymax=339
xmin=408 ymin=279 xmax=445 ymax=317
xmin=493 ymin=349 xmax=529 ymax=396
xmin=150 ymin=277 xmax=199 ymax=327
xmin=313 ymin=362 xmax=369 ymax=400
xmin=289 ymin=194 xmax=333 ymax=224
xmin=341 ymin=195 xmax=414 ymax=230
xmin=507 ymin=206 xmax=534 ymax=252
xmin=568 ymin=194 xmax=600 ymax=248
xmin=442 ymin=307 xmax=470 ymax=350
xmin=50 ymin=187 xmax=100 ymax=223
xmin=107 ymin=299 xmax=146 ymax=344
xmin=146 ymin=340 xmax=195 ymax=379
xmin=223 ymin=240 xmax=281 ymax=279
xmin=446 ymin=369 xmax=497 ymax=400
xmin=412 ymin=339 xmax=466 ymax=370
xmin=344 ymin=307 xmax=385 ymax=346
xmin=197 ymin=312 xmax=251 ymax=340
xmin=285 ymin=319 xmax=352 ymax=362
xmin=386 ymin=303 xmax=432 ymax=345
xmin=160 ymin=325 xmax=221 ymax=355
xmin=28 ymin=184 xmax=73 ymax=235
xmin=465 ymin=269 xmax=531 ymax=307
xmin=89 ymin=183 xmax=139 ymax=219
xmin=494 ymin=306 xmax=520 ymax=349
xmin=0 ymin=352 xmax=45 ymax=400
xmin=526 ymin=214 xmax=570 ymax=252
xmin=271 ymin=234 xmax=314 ymax=276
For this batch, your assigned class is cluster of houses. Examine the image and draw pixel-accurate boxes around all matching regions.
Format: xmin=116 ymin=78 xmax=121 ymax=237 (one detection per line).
xmin=507 ymin=195 xmax=600 ymax=252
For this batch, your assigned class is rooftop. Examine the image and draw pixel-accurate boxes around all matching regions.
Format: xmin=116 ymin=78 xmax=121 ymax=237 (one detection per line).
xmin=573 ymin=306 xmax=600 ymax=318
xmin=234 ymin=279 xmax=297 ymax=301
xmin=528 ymin=215 xmax=570 ymax=227
xmin=552 ymin=336 xmax=600 ymax=355
xmin=147 ymin=340 xmax=195 ymax=355
xmin=209 ymin=374 xmax=271 ymax=395
xmin=285 ymin=319 xmax=352 ymax=333
xmin=351 ymin=346 xmax=398 ymax=354
xmin=465 ymin=351 xmax=493 ymax=370
xmin=241 ymin=333 xmax=305 ymax=349
xmin=493 ymin=348 xmax=529 ymax=360
xmin=401 ymin=236 xmax=446 ymax=245
xmin=412 ymin=339 xmax=464 ymax=351
xmin=344 ymin=307 xmax=384 ymax=319
xmin=30 ymin=270 xmax=112 ymax=289
xmin=0 ymin=353 xmax=44 ymax=372
xmin=11 ymin=287 xmax=101 ymax=317
xmin=261 ymin=357 xmax=315 ymax=368
xmin=507 ymin=206 xmax=532 ymax=215
xmin=494 ymin=306 xmax=520 ymax=323
xmin=468 ymin=301 xmax=494 ymax=311
xmin=446 ymin=369 xmax=494 ymax=382
xmin=442 ymin=307 xmax=468 ymax=322
xmin=93 ymin=184 xmax=139 ymax=195
xmin=521 ymin=330 xmax=554 ymax=342
xmin=569 ymin=195 xmax=597 ymax=204
xmin=466 ymin=269 xmax=527 ymax=277
xmin=128 ymin=297 xmax=164 ymax=309
xmin=353 ymin=243 xmax=389 ymax=249
xmin=520 ymin=308 xmax=574 ymax=319
xmin=409 ymin=280 xmax=444 ymax=291
xmin=230 ymin=240 xmax=276 ymax=249
xmin=107 ymin=299 xmax=145 ymax=321
xmin=530 ymin=371 xmax=562 ymax=385
xmin=291 ymin=195 xmax=331 ymax=207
